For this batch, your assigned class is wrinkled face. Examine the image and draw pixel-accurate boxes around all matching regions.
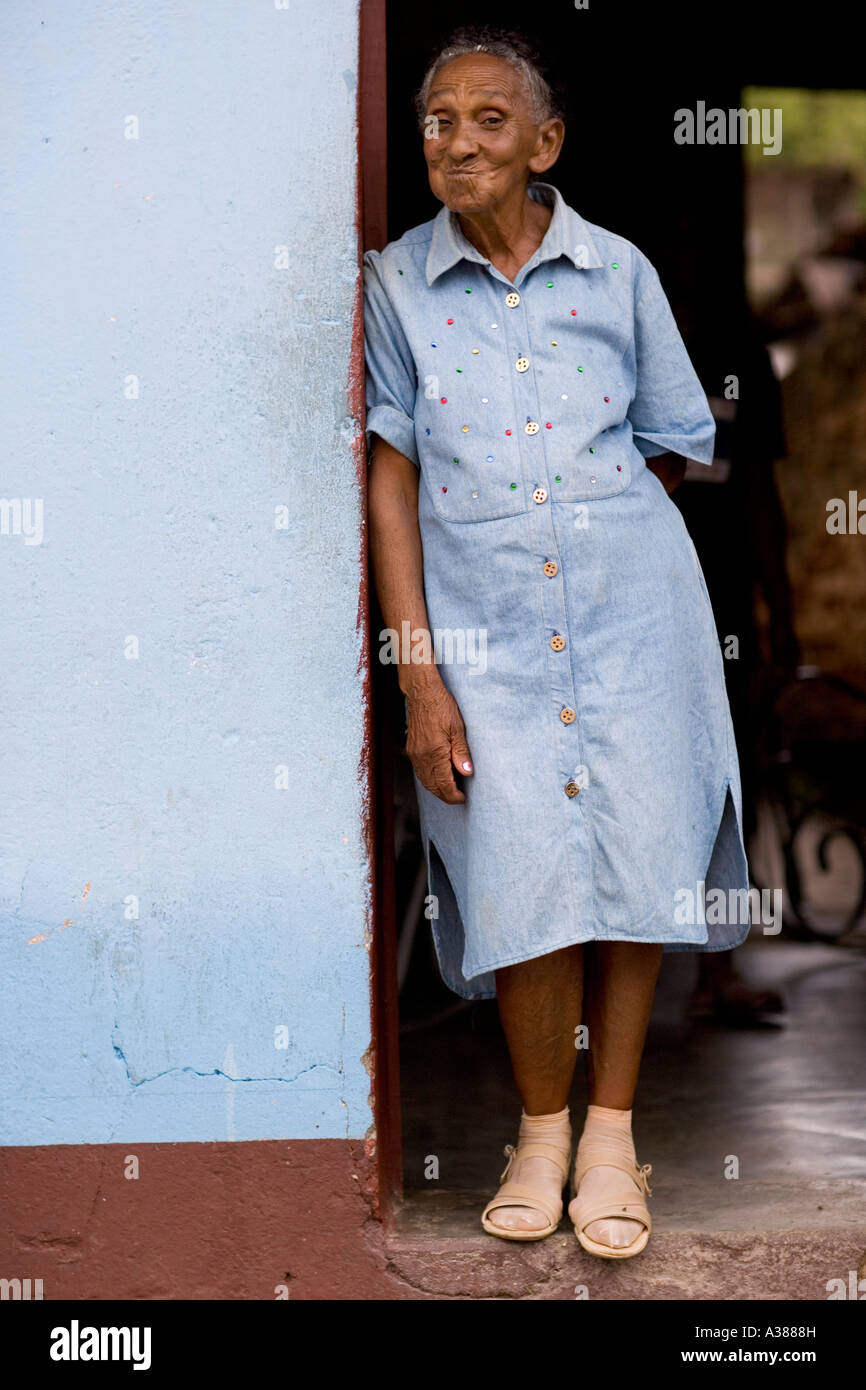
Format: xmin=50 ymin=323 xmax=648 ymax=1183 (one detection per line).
xmin=422 ymin=54 xmax=561 ymax=214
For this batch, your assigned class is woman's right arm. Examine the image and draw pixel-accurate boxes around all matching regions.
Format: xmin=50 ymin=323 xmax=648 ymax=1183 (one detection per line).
xmin=367 ymin=434 xmax=473 ymax=805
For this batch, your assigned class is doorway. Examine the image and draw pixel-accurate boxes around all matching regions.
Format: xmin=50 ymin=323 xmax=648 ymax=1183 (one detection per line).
xmin=362 ymin=1 xmax=866 ymax=1251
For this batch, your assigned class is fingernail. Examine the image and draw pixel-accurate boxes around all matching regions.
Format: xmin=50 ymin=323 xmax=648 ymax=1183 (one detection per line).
xmin=463 ymin=761 xmax=472 ymax=772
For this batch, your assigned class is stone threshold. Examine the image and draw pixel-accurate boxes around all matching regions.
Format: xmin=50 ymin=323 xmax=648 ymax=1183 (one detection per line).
xmin=385 ymin=1188 xmax=866 ymax=1300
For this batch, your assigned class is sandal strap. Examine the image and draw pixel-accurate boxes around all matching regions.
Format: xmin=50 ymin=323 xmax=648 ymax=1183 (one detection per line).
xmin=483 ymin=1181 xmax=564 ymax=1230
xmin=574 ymin=1134 xmax=653 ymax=1194
xmin=499 ymin=1137 xmax=572 ymax=1184
xmin=568 ymin=1191 xmax=651 ymax=1235
xmin=484 ymin=1126 xmax=572 ymax=1229
xmin=574 ymin=1155 xmax=653 ymax=1197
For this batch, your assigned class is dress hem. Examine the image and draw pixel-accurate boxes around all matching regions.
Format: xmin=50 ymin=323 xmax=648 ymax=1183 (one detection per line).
xmin=425 ymin=773 xmax=751 ymax=1000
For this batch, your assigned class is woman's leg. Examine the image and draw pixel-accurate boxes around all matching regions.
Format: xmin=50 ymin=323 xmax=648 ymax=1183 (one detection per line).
xmin=577 ymin=941 xmax=663 ymax=1248
xmin=496 ymin=942 xmax=584 ymax=1112
xmin=582 ymin=941 xmax=662 ymax=1107
xmin=485 ymin=943 xmax=583 ymax=1233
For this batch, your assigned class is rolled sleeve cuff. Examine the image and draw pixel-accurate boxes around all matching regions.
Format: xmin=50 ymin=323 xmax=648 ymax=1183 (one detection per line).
xmin=365 ymin=405 xmax=419 ymax=467
xmin=632 ymin=423 xmax=716 ymax=467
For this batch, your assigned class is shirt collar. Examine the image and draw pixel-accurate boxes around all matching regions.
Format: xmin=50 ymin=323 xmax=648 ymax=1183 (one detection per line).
xmin=425 ymin=181 xmax=604 ymax=286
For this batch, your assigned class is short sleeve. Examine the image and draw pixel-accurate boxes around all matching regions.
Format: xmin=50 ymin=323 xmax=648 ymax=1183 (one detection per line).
xmin=362 ymin=251 xmax=420 ymax=467
xmin=627 ymin=252 xmax=715 ymax=466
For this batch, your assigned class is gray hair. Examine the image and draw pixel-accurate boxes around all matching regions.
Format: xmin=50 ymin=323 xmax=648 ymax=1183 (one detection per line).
xmin=414 ymin=26 xmax=564 ymax=130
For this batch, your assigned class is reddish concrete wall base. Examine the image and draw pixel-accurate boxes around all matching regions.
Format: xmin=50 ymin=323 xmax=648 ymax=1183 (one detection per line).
xmin=0 ymin=1141 xmax=416 ymax=1301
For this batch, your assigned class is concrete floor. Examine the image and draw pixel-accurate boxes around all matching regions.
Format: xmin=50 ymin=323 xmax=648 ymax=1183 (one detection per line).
xmin=391 ymin=937 xmax=866 ymax=1298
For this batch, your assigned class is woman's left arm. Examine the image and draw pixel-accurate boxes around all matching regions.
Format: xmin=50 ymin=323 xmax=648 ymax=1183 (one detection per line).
xmin=646 ymin=452 xmax=687 ymax=494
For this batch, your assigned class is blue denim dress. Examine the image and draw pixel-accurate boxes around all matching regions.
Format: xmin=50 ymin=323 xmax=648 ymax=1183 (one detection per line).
xmin=364 ymin=181 xmax=751 ymax=1000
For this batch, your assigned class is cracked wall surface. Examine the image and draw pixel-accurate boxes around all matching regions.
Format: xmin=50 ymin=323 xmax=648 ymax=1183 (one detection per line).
xmin=0 ymin=0 xmax=373 ymax=1146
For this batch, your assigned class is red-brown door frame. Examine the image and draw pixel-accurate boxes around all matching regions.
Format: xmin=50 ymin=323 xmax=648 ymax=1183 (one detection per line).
xmin=357 ymin=0 xmax=403 ymax=1220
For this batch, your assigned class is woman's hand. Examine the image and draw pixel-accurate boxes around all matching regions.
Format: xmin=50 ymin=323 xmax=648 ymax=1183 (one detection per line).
xmin=405 ymin=676 xmax=473 ymax=805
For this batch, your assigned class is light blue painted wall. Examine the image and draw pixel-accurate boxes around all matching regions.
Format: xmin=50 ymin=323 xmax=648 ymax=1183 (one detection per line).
xmin=0 ymin=0 xmax=372 ymax=1144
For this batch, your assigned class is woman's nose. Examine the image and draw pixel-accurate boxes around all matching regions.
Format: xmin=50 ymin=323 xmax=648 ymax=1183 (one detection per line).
xmin=447 ymin=120 xmax=481 ymax=158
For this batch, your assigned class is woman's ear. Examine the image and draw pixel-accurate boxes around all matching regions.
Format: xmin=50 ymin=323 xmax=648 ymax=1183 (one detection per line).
xmin=529 ymin=118 xmax=565 ymax=175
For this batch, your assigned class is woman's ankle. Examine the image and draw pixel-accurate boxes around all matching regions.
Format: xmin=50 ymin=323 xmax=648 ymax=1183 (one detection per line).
xmin=521 ymin=1104 xmax=570 ymax=1123
xmin=585 ymin=1103 xmax=632 ymax=1126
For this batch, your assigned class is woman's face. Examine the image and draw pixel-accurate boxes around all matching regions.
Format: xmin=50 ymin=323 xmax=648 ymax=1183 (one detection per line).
xmin=423 ymin=54 xmax=562 ymax=215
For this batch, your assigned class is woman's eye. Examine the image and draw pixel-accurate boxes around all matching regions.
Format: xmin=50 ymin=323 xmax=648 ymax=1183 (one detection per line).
xmin=425 ymin=114 xmax=505 ymax=132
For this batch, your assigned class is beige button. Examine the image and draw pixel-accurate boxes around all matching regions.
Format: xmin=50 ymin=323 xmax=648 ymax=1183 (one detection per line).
xmin=550 ymin=634 xmax=565 ymax=651
xmin=516 ymin=356 xmax=530 ymax=373
xmin=543 ymin=560 xmax=558 ymax=577
xmin=525 ymin=420 xmax=539 ymax=435
xmin=565 ymin=781 xmax=580 ymax=798
xmin=532 ymin=486 xmax=548 ymax=504
xmin=560 ymin=707 xmax=576 ymax=724
xmin=505 ymin=291 xmax=520 ymax=308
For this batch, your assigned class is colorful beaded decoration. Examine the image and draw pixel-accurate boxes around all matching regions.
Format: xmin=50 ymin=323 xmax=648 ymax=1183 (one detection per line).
xmin=423 ymin=268 xmax=627 ymax=500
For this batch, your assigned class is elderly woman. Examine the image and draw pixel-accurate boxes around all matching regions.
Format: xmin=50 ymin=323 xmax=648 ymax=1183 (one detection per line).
xmin=364 ymin=26 xmax=750 ymax=1258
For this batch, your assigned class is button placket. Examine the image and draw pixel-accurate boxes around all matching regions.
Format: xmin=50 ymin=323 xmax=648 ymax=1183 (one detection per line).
xmin=507 ymin=272 xmax=554 ymax=515
xmin=501 ymin=284 xmax=535 ymax=506
xmin=509 ymin=262 xmax=576 ymax=804
xmin=535 ymin=490 xmax=584 ymax=802
xmin=511 ymin=267 xmax=581 ymax=798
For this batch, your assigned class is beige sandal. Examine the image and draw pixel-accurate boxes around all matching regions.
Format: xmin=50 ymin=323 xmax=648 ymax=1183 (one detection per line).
xmin=568 ymin=1136 xmax=653 ymax=1259
xmin=481 ymin=1115 xmax=572 ymax=1242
